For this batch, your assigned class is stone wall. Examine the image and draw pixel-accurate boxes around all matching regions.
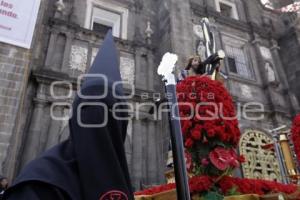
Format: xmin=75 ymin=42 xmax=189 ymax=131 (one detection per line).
xmin=0 ymin=0 xmax=52 ymax=179
xmin=0 ymin=44 xmax=30 ymax=174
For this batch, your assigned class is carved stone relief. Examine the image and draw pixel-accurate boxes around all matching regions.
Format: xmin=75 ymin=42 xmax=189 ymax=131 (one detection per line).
xmin=265 ymin=62 xmax=276 ymax=83
xmin=240 ymin=84 xmax=253 ymax=99
xmin=260 ymin=46 xmax=272 ymax=60
xmin=120 ymin=55 xmax=135 ymax=85
xmin=193 ymin=24 xmax=206 ymax=60
xmin=193 ymin=24 xmax=204 ymax=39
xmin=69 ymin=45 xmax=88 ymax=72
xmin=196 ymin=40 xmax=206 ymax=61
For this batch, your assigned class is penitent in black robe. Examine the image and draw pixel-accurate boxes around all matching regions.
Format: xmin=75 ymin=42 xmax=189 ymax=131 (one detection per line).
xmin=4 ymin=30 xmax=134 ymax=200
xmin=5 ymin=181 xmax=70 ymax=199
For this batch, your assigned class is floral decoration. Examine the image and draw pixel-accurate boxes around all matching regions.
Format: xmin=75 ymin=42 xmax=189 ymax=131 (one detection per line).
xmin=292 ymin=114 xmax=300 ymax=163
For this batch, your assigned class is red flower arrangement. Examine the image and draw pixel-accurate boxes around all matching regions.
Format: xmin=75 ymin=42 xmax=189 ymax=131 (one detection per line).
xmin=177 ymin=76 xmax=240 ymax=147
xmin=134 ymin=183 xmax=176 ymax=196
xmin=176 ymin=76 xmax=242 ymax=176
xmin=292 ymin=114 xmax=300 ymax=163
xmin=135 ymin=176 xmax=298 ymax=196
xmin=218 ymin=176 xmax=297 ymax=195
xmin=136 ymin=77 xmax=299 ymax=199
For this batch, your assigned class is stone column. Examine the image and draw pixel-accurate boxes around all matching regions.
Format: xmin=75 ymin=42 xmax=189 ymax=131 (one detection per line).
xmin=168 ymin=0 xmax=194 ymax=68
xmin=21 ymin=98 xmax=48 ymax=168
xmin=155 ymin=117 xmax=169 ymax=184
xmin=45 ymin=104 xmax=64 ymax=149
xmin=134 ymin=47 xmax=148 ymax=90
xmin=124 ymin=119 xmax=133 ymax=173
xmin=131 ymin=118 xmax=144 ymax=190
xmin=44 ymin=30 xmax=59 ymax=68
xmin=146 ymin=120 xmax=157 ymax=184
xmin=147 ymin=51 xmax=155 ymax=91
xmin=251 ymin=38 xmax=279 ymax=126
xmin=270 ymin=40 xmax=300 ymax=115
xmin=61 ymin=33 xmax=75 ymax=72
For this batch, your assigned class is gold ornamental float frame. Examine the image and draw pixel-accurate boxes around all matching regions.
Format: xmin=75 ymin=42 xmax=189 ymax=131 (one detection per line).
xmin=239 ymin=129 xmax=282 ymax=181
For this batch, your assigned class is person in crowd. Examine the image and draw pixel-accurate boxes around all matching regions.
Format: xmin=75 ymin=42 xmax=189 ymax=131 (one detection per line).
xmin=4 ymin=30 xmax=133 ymax=200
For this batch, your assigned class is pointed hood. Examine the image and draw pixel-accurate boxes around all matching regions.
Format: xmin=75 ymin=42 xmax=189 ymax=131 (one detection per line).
xmin=82 ymin=30 xmax=124 ymax=96
xmin=5 ymin=30 xmax=134 ymax=200
xmin=70 ymin=30 xmax=133 ymax=199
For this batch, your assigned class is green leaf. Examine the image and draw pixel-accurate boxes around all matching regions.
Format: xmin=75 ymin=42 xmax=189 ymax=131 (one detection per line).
xmin=213 ymin=141 xmax=226 ymax=148
xmin=226 ymin=186 xmax=241 ymax=196
xmin=202 ymin=191 xmax=224 ymax=200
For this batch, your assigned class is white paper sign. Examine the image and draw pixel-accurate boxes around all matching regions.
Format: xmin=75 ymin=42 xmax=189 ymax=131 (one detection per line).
xmin=0 ymin=0 xmax=41 ymax=49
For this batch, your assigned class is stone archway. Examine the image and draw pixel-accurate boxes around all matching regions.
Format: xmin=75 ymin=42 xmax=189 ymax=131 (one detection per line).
xmin=239 ymin=129 xmax=282 ymax=181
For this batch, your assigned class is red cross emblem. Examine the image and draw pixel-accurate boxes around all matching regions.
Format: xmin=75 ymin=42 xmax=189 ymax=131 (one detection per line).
xmin=99 ymin=190 xmax=128 ymax=200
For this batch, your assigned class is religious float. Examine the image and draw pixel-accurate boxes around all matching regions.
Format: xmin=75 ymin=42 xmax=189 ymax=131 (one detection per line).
xmin=134 ymin=18 xmax=300 ymax=200
xmin=134 ymin=76 xmax=300 ymax=200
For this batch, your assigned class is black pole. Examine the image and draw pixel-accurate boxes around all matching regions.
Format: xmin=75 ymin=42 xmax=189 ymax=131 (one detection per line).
xmin=165 ymin=84 xmax=191 ymax=200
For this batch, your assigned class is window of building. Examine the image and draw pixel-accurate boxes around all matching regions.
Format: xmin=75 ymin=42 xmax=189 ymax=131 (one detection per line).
xmin=85 ymin=0 xmax=128 ymax=39
xmin=215 ymin=0 xmax=239 ymax=20
xmin=225 ymin=45 xmax=254 ymax=79
xmin=91 ymin=6 xmax=121 ymax=37
xmin=92 ymin=22 xmax=112 ymax=34
xmin=220 ymin=3 xmax=233 ymax=18
xmin=227 ymin=57 xmax=237 ymax=73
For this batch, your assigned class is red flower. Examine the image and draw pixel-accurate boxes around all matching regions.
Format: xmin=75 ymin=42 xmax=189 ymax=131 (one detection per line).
xmin=185 ymin=138 xmax=194 ymax=148
xmin=207 ymin=129 xmax=216 ymax=138
xmin=209 ymin=147 xmax=241 ymax=170
xmin=177 ymin=76 xmax=242 ymax=176
xmin=238 ymin=155 xmax=246 ymax=163
xmin=209 ymin=147 xmax=231 ymax=170
xmin=191 ymin=129 xmax=202 ymax=140
xmin=177 ymin=76 xmax=241 ymax=147
xmin=291 ymin=114 xmax=300 ymax=163
xmin=135 ymin=175 xmax=298 ymax=196
xmin=189 ymin=175 xmax=213 ymax=194
xmin=201 ymin=158 xmax=209 ymax=166
xmin=228 ymin=149 xmax=240 ymax=167
xmin=218 ymin=176 xmax=298 ymax=195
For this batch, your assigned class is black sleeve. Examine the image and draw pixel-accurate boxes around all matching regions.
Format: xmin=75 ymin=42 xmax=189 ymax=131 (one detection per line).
xmin=4 ymin=182 xmax=69 ymax=200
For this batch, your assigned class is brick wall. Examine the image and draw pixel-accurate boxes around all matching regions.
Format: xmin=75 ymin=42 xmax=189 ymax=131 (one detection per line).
xmin=0 ymin=43 xmax=30 ymax=173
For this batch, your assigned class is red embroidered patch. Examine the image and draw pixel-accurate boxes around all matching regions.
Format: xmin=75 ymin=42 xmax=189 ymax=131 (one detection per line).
xmin=99 ymin=190 xmax=128 ymax=200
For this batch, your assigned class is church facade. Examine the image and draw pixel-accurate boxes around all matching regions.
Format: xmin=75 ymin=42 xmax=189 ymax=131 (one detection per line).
xmin=0 ymin=0 xmax=300 ymax=191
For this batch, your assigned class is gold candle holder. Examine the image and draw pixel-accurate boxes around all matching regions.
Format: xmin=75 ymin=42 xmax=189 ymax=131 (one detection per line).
xmin=279 ymin=134 xmax=296 ymax=176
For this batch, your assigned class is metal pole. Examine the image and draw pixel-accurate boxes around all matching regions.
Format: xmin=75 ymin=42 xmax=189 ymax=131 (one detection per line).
xmin=273 ymin=135 xmax=288 ymax=184
xmin=270 ymin=126 xmax=289 ymax=183
xmin=157 ymin=53 xmax=191 ymax=200
xmin=165 ymin=84 xmax=191 ymax=200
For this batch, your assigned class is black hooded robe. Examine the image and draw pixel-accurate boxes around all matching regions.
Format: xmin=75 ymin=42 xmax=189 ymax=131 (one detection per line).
xmin=4 ymin=31 xmax=134 ymax=200
xmin=4 ymin=181 xmax=70 ymax=199
xmin=5 ymin=94 xmax=132 ymax=200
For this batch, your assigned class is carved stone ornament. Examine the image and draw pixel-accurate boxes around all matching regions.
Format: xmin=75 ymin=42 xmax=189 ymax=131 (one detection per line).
xmin=193 ymin=24 xmax=204 ymax=39
xmin=69 ymin=45 xmax=88 ymax=72
xmin=240 ymin=84 xmax=253 ymax=99
xmin=120 ymin=56 xmax=135 ymax=85
xmin=55 ymin=0 xmax=65 ymax=12
xmin=265 ymin=62 xmax=276 ymax=83
xmin=197 ymin=40 xmax=206 ymax=61
xmin=260 ymin=46 xmax=272 ymax=60
xmin=239 ymin=129 xmax=282 ymax=182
